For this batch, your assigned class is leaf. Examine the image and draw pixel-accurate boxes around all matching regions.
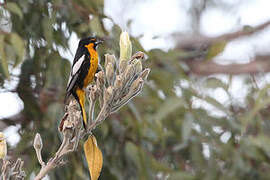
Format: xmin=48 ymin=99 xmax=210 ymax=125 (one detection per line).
xmin=42 ymin=17 xmax=53 ymax=46
xmin=9 ymin=33 xmax=25 ymax=67
xmin=89 ymin=16 xmax=105 ymax=37
xmin=194 ymin=92 xmax=230 ymax=115
xmin=125 ymin=141 xmax=140 ymax=167
xmin=5 ymin=2 xmax=23 ymax=19
xmin=0 ymin=35 xmax=9 ymax=79
xmin=153 ymin=97 xmax=186 ymax=122
xmin=168 ymin=171 xmax=195 ymax=180
xmin=206 ymin=41 xmax=227 ymax=60
xmin=205 ymin=77 xmax=227 ymax=90
xmin=84 ymin=135 xmax=103 ymax=180
xmin=182 ymin=113 xmax=193 ymax=142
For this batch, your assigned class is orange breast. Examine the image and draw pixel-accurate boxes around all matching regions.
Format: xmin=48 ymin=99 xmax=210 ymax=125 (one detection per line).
xmin=83 ymin=44 xmax=99 ymax=88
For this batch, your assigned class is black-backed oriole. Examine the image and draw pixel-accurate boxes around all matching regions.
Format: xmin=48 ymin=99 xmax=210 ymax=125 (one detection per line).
xmin=65 ymin=37 xmax=103 ymax=129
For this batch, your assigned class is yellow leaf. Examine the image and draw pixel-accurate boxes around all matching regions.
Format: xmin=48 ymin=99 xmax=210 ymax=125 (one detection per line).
xmin=84 ymin=135 xmax=103 ymax=180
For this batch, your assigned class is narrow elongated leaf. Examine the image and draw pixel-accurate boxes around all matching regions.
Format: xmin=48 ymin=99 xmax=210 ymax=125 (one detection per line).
xmin=5 ymin=2 xmax=23 ymax=19
xmin=10 ymin=33 xmax=25 ymax=66
xmin=89 ymin=16 xmax=105 ymax=37
xmin=0 ymin=35 xmax=9 ymax=79
xmin=205 ymin=77 xmax=227 ymax=90
xmin=193 ymin=92 xmax=230 ymax=115
xmin=168 ymin=172 xmax=195 ymax=180
xmin=125 ymin=141 xmax=140 ymax=167
xmin=182 ymin=113 xmax=193 ymax=142
xmin=84 ymin=135 xmax=103 ymax=180
xmin=42 ymin=17 xmax=53 ymax=46
xmin=153 ymin=97 xmax=186 ymax=122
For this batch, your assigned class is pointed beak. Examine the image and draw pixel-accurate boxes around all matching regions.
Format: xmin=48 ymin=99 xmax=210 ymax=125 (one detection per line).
xmin=94 ymin=39 xmax=103 ymax=46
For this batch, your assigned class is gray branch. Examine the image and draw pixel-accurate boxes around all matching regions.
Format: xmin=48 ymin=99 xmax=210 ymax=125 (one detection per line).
xmin=33 ymin=51 xmax=150 ymax=180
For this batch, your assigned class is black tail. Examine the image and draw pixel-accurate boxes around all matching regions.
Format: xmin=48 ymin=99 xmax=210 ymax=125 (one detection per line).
xmin=64 ymin=91 xmax=71 ymax=105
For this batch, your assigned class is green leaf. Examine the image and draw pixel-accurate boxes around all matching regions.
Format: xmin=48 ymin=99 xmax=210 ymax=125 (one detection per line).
xmin=125 ymin=141 xmax=140 ymax=167
xmin=42 ymin=17 xmax=53 ymax=46
xmin=9 ymin=33 xmax=25 ymax=67
xmin=0 ymin=35 xmax=9 ymax=79
xmin=6 ymin=2 xmax=23 ymax=19
xmin=194 ymin=92 xmax=230 ymax=115
xmin=168 ymin=172 xmax=195 ymax=180
xmin=205 ymin=77 xmax=227 ymax=90
xmin=152 ymin=97 xmax=186 ymax=122
xmin=182 ymin=113 xmax=193 ymax=142
xmin=149 ymin=153 xmax=172 ymax=173
xmin=249 ymin=135 xmax=270 ymax=158
xmin=125 ymin=142 xmax=152 ymax=179
xmin=89 ymin=16 xmax=105 ymax=37
xmin=206 ymin=41 xmax=227 ymax=60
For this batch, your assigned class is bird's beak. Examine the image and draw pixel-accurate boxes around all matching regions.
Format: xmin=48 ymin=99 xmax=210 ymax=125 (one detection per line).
xmin=94 ymin=40 xmax=103 ymax=46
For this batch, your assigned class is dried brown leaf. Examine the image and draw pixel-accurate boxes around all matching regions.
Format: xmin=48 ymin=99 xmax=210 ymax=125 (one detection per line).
xmin=84 ymin=135 xmax=103 ymax=180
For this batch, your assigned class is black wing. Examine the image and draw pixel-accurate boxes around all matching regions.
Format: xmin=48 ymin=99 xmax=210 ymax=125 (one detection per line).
xmin=65 ymin=47 xmax=86 ymax=98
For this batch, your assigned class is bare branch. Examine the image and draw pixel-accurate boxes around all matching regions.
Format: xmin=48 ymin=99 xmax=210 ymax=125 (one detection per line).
xmin=184 ymin=55 xmax=270 ymax=75
xmin=33 ymin=51 xmax=149 ymax=180
xmin=34 ymin=100 xmax=82 ymax=180
xmin=177 ymin=20 xmax=270 ymax=54
xmin=1 ymin=159 xmax=26 ymax=180
xmin=215 ymin=20 xmax=270 ymax=42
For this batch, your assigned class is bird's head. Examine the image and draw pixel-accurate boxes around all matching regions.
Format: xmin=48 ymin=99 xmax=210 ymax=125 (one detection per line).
xmin=79 ymin=37 xmax=103 ymax=50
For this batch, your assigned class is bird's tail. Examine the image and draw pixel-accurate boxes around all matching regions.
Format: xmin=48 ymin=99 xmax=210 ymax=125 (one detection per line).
xmin=64 ymin=91 xmax=71 ymax=105
xmin=74 ymin=88 xmax=87 ymax=129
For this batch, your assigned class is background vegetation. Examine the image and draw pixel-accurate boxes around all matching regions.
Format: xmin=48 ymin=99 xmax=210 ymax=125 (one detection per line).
xmin=1 ymin=0 xmax=270 ymax=179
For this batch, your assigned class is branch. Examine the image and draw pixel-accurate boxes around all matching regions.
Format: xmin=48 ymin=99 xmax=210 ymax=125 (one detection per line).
xmin=184 ymin=55 xmax=270 ymax=75
xmin=215 ymin=20 xmax=270 ymax=42
xmin=177 ymin=20 xmax=270 ymax=53
xmin=33 ymin=51 xmax=150 ymax=180
xmin=0 ymin=32 xmax=150 ymax=180
xmin=34 ymin=100 xmax=82 ymax=180
xmin=1 ymin=159 xmax=26 ymax=180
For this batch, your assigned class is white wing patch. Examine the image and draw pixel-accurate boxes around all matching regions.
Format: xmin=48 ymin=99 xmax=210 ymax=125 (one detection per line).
xmin=72 ymin=55 xmax=85 ymax=75
xmin=67 ymin=72 xmax=72 ymax=86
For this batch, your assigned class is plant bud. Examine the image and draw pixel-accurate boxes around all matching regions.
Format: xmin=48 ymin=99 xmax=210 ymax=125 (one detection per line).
xmin=123 ymin=64 xmax=135 ymax=83
xmin=129 ymin=77 xmax=144 ymax=94
xmin=132 ymin=59 xmax=142 ymax=74
xmin=104 ymin=54 xmax=116 ymax=68
xmin=139 ymin=68 xmax=150 ymax=81
xmin=33 ymin=133 xmax=43 ymax=150
xmin=13 ymin=158 xmax=23 ymax=171
xmin=131 ymin=51 xmax=145 ymax=61
xmin=96 ymin=71 xmax=105 ymax=89
xmin=106 ymin=62 xmax=115 ymax=86
xmin=89 ymin=85 xmax=98 ymax=101
xmin=119 ymin=31 xmax=132 ymax=73
xmin=114 ymin=75 xmax=123 ymax=90
xmin=0 ymin=132 xmax=7 ymax=159
xmin=103 ymin=86 xmax=114 ymax=103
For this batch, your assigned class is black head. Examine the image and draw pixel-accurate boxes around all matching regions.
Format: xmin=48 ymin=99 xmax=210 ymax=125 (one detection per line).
xmin=78 ymin=37 xmax=103 ymax=50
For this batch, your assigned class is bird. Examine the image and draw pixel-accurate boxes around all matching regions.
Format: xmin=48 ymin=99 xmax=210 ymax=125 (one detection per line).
xmin=65 ymin=37 xmax=103 ymax=129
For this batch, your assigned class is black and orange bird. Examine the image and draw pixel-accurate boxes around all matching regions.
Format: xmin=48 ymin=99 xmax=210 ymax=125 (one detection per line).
xmin=65 ymin=37 xmax=103 ymax=129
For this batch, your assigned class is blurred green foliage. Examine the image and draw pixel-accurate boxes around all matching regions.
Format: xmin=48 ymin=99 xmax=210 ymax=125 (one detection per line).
xmin=1 ymin=0 xmax=270 ymax=180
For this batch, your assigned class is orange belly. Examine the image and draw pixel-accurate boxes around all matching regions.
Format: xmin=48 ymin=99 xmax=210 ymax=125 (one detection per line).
xmin=83 ymin=48 xmax=98 ymax=88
